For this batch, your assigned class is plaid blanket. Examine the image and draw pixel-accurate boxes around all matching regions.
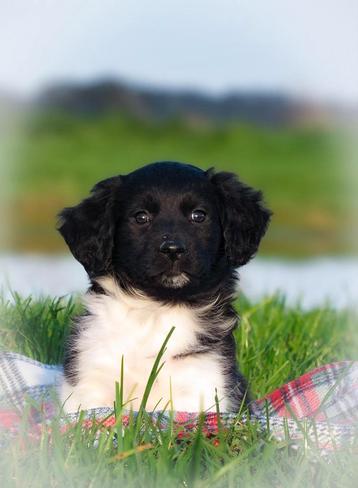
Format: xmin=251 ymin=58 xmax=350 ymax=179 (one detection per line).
xmin=0 ymin=352 xmax=357 ymax=454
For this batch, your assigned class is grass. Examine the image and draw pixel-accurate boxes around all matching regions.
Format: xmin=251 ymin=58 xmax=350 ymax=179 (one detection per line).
xmin=2 ymin=111 xmax=357 ymax=255
xmin=0 ymin=292 xmax=357 ymax=487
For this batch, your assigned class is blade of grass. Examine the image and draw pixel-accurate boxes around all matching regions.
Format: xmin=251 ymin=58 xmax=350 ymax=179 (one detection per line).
xmin=134 ymin=326 xmax=175 ymax=439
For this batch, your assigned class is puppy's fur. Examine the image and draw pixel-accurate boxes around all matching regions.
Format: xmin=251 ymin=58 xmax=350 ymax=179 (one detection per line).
xmin=58 ymin=162 xmax=271 ymax=413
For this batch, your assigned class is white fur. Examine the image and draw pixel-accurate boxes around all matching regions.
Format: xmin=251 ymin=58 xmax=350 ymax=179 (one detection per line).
xmin=161 ymin=272 xmax=190 ymax=288
xmin=60 ymin=276 xmax=228 ymax=413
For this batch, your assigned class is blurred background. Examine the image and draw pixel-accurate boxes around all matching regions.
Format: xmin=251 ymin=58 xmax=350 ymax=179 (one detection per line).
xmin=0 ymin=0 xmax=357 ymax=307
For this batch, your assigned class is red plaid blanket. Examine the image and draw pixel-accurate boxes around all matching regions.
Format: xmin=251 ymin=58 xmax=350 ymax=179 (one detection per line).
xmin=0 ymin=352 xmax=357 ymax=454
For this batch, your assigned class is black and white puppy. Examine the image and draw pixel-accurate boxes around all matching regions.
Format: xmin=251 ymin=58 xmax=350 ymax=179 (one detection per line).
xmin=58 ymin=161 xmax=271 ymax=413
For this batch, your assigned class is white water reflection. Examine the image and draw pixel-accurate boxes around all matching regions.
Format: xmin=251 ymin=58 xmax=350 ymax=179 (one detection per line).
xmin=0 ymin=254 xmax=357 ymax=310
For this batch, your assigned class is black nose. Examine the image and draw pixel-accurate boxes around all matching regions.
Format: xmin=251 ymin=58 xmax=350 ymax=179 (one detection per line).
xmin=159 ymin=240 xmax=186 ymax=259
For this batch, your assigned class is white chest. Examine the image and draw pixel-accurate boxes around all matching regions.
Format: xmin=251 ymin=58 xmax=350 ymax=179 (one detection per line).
xmin=61 ymin=280 xmax=227 ymax=413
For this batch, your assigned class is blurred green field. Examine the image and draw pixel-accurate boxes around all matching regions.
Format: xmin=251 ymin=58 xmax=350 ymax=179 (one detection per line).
xmin=1 ymin=111 xmax=357 ymax=255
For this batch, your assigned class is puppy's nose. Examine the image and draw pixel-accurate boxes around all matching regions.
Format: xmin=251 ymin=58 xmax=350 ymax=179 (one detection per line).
xmin=159 ymin=240 xmax=186 ymax=259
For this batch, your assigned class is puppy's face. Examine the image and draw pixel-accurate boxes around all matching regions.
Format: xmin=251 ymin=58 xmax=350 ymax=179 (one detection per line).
xmin=58 ymin=162 xmax=271 ymax=298
xmin=112 ymin=165 xmax=223 ymax=293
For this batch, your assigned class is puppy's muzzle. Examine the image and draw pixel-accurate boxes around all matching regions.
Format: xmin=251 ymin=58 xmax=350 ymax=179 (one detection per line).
xmin=159 ymin=239 xmax=186 ymax=261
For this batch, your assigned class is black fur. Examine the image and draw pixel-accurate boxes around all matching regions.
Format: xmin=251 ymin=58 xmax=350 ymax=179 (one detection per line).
xmin=59 ymin=176 xmax=121 ymax=278
xmin=58 ymin=161 xmax=271 ymax=409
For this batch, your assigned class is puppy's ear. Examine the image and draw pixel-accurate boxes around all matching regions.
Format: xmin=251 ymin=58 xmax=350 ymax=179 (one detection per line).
xmin=209 ymin=170 xmax=271 ymax=267
xmin=57 ymin=176 xmax=121 ymax=277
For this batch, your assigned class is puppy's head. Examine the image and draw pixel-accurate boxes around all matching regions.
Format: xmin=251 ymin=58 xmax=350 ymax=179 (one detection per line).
xmin=58 ymin=162 xmax=271 ymax=296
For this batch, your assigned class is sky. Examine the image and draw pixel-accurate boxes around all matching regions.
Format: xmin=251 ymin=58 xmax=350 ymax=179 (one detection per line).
xmin=1 ymin=0 xmax=358 ymax=102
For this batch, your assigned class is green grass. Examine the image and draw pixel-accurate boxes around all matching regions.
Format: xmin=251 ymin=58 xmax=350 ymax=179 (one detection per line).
xmin=2 ymin=111 xmax=357 ymax=255
xmin=0 ymin=293 xmax=357 ymax=487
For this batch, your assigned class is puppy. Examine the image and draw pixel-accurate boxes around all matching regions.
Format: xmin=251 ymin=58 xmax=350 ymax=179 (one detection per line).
xmin=58 ymin=161 xmax=271 ymax=413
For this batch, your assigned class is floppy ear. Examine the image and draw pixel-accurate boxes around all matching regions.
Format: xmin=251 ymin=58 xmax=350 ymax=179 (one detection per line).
xmin=57 ymin=176 xmax=121 ymax=277
xmin=209 ymin=170 xmax=271 ymax=267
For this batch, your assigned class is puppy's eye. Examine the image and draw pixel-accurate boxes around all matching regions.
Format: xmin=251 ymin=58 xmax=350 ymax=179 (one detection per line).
xmin=134 ymin=211 xmax=150 ymax=225
xmin=190 ymin=209 xmax=206 ymax=223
